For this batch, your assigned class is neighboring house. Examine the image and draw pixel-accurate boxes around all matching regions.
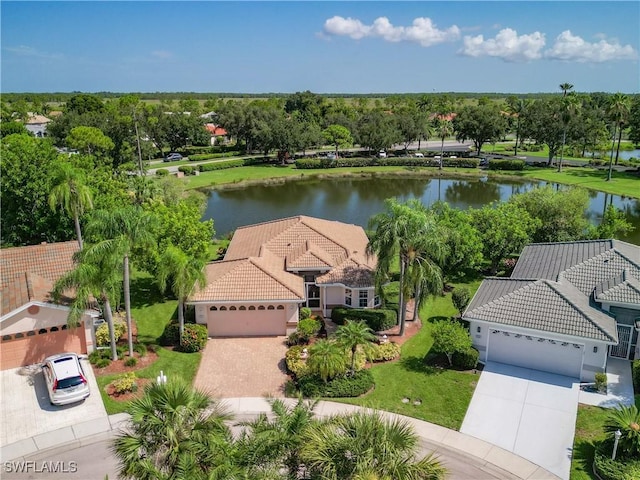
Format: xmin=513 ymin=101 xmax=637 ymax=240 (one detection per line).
xmin=205 ymin=124 xmax=229 ymax=145
xmin=0 ymin=242 xmax=97 ymax=370
xmin=189 ymin=216 xmax=378 ymax=337
xmin=24 ymin=114 xmax=52 ymax=137
xmin=463 ymin=240 xmax=640 ymax=381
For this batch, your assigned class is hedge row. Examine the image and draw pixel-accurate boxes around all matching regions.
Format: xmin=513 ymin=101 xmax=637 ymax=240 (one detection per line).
xmin=594 ymin=441 xmax=640 ymax=480
xmin=198 ymin=159 xmax=245 ymax=171
xmin=298 ymin=370 xmax=374 ymax=398
xmin=487 ymin=159 xmax=526 ymax=171
xmin=331 ymin=307 xmax=397 ymax=332
xmin=294 ymin=158 xmax=480 ymax=169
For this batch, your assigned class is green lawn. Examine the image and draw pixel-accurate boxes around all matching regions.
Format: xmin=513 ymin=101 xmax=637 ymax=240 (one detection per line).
xmin=570 ymin=395 xmax=640 ymax=480
xmin=335 ymin=279 xmax=482 ymax=430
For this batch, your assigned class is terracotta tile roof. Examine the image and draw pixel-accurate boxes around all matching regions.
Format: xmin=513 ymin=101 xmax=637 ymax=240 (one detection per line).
xmin=25 ymin=114 xmax=51 ymax=125
xmin=1 ymin=241 xmax=79 ymax=314
xmin=191 ymin=216 xmax=375 ymax=302
xmin=205 ymin=124 xmax=228 ymax=136
xmin=316 ymin=258 xmax=375 ymax=288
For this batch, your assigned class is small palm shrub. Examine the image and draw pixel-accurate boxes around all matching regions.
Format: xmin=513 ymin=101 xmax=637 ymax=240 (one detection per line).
xmin=370 ymin=342 xmax=401 ymax=362
xmin=96 ymin=321 xmax=127 ymax=347
xmin=89 ymin=348 xmax=111 ymax=365
xmin=124 ymin=357 xmax=138 ymax=368
xmin=112 ymin=372 xmax=137 ymax=394
xmin=179 ymin=324 xmax=208 ymax=353
xmin=95 ymin=357 xmax=111 ymax=368
xmin=134 ymin=344 xmax=147 ymax=357
xmin=286 ymin=331 xmax=304 ymax=346
xmin=604 ymin=405 xmax=640 ymax=459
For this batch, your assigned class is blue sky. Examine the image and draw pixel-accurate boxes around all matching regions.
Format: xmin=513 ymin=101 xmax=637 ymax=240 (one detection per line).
xmin=2 ymin=1 xmax=638 ymax=94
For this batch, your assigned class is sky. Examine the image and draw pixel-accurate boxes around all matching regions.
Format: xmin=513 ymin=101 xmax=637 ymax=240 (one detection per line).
xmin=1 ymin=1 xmax=639 ymax=94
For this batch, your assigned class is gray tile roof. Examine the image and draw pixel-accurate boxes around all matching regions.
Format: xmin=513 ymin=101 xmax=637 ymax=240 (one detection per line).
xmin=559 ymin=250 xmax=640 ymax=296
xmin=464 ymin=278 xmax=618 ymax=342
xmin=595 ymin=271 xmax=640 ymax=305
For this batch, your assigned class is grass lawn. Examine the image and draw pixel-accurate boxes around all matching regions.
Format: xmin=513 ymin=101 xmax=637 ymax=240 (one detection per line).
xmin=335 ymin=278 xmax=482 ymax=430
xmin=570 ymin=395 xmax=640 ymax=480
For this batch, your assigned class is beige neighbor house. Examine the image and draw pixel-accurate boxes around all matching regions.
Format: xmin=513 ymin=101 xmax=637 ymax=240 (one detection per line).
xmin=0 ymin=242 xmax=97 ymax=370
xmin=189 ymin=216 xmax=379 ymax=337
xmin=463 ymin=240 xmax=640 ymax=381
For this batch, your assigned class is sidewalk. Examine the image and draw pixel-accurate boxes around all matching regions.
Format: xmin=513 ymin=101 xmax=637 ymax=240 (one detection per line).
xmin=2 ymin=397 xmax=559 ymax=480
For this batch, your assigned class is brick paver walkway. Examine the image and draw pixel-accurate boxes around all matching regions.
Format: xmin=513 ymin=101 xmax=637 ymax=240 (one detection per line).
xmin=194 ymin=337 xmax=289 ymax=397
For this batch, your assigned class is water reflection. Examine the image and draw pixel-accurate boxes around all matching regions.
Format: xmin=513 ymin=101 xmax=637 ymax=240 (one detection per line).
xmin=203 ymin=176 xmax=640 ymax=245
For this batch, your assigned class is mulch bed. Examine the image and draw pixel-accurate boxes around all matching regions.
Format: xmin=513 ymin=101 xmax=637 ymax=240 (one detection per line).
xmin=93 ymin=350 xmax=159 ymax=376
xmin=105 ymin=377 xmax=153 ymax=402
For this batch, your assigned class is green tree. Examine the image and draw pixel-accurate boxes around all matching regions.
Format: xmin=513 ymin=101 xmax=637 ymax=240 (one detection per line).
xmin=66 ymin=126 xmax=115 ymax=156
xmin=522 ymin=98 xmax=566 ymax=166
xmin=86 ymin=207 xmax=157 ymax=357
xmin=606 ymin=93 xmax=631 ymax=180
xmin=355 ymin=110 xmax=400 ymax=153
xmin=322 ymin=124 xmax=353 ymax=157
xmin=113 ymin=380 xmax=234 ymax=480
xmin=430 ymin=320 xmax=472 ymax=366
xmin=53 ymin=249 xmax=121 ymax=360
xmin=335 ymin=321 xmax=375 ymax=374
xmin=301 ymin=411 xmax=447 ymax=480
xmin=628 ymin=95 xmax=640 ymax=145
xmin=157 ymin=244 xmax=206 ymax=342
xmin=559 ymin=82 xmax=574 ymax=98
xmin=452 ymin=287 xmax=471 ymax=317
xmin=453 ymin=103 xmax=507 ymax=157
xmin=65 ymin=93 xmax=105 ymax=115
xmin=504 ymin=97 xmax=532 ymax=156
xmin=0 ymin=121 xmax=30 ymax=138
xmin=435 ymin=119 xmax=453 ymax=169
xmin=603 ymin=404 xmax=640 ymax=459
xmin=596 ymin=205 xmax=634 ymax=240
xmin=48 ymin=160 xmax=94 ymax=250
xmin=557 ymin=92 xmax=582 ymax=172
xmin=471 ymin=202 xmax=539 ymax=274
xmin=307 ymin=340 xmax=347 ymax=382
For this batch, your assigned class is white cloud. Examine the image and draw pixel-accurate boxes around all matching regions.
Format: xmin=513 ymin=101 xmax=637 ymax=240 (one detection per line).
xmin=460 ymin=28 xmax=546 ymax=62
xmin=4 ymin=45 xmax=63 ymax=59
xmin=545 ymin=30 xmax=638 ymax=62
xmin=323 ymin=16 xmax=460 ymax=47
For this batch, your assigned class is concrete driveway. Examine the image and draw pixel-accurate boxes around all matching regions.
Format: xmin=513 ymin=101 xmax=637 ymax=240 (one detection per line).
xmin=1 ymin=360 xmax=108 ymax=448
xmin=460 ymin=362 xmax=579 ymax=480
xmin=194 ymin=337 xmax=289 ymax=397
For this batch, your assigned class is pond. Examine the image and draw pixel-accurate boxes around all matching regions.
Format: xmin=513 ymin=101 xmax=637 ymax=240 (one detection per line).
xmin=587 ymin=149 xmax=640 ymax=160
xmin=202 ymin=175 xmax=640 ymax=245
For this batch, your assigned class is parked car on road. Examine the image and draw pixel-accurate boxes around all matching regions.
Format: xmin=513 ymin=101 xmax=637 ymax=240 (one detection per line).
xmin=42 ymin=353 xmax=90 ymax=405
xmin=479 ymin=157 xmax=489 ymax=167
xmin=414 ymin=152 xmax=424 ymax=158
xmin=378 ymin=150 xmax=387 ymax=158
xmin=164 ymin=153 xmax=183 ymax=162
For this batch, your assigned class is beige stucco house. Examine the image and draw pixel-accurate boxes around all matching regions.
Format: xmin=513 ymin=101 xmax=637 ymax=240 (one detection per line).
xmin=189 ymin=216 xmax=379 ymax=337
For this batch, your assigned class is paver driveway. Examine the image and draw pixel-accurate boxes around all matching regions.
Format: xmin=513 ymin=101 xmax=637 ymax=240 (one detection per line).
xmin=194 ymin=337 xmax=289 ymax=397
xmin=460 ymin=362 xmax=579 ymax=480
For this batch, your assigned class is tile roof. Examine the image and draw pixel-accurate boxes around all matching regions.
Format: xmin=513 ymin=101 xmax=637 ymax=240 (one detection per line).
xmin=191 ymin=216 xmax=375 ymax=302
xmin=1 ymin=242 xmax=79 ymax=314
xmin=595 ymin=271 xmax=640 ymax=305
xmin=316 ymin=258 xmax=376 ymax=288
xmin=464 ymin=278 xmax=618 ymax=343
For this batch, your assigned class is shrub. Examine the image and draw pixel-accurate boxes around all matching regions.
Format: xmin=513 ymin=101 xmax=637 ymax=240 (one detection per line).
xmin=88 ymin=349 xmax=110 ymax=365
xmin=146 ymin=343 xmax=159 ymax=354
xmin=155 ymin=168 xmax=170 ymax=176
xmin=134 ymin=344 xmax=147 ymax=357
xmin=488 ymin=159 xmax=525 ymax=171
xmin=452 ymin=287 xmax=471 ymax=317
xmin=594 ymin=440 xmax=640 ymax=480
xmin=331 ymin=307 xmax=397 ymax=332
xmin=95 ymin=357 xmax=111 ymax=368
xmin=633 ymin=360 xmax=640 ymax=392
xmin=299 ymin=307 xmax=312 ymax=320
xmin=370 ymin=342 xmax=401 ymax=362
xmin=297 ymin=317 xmax=322 ymax=342
xmin=452 ymin=347 xmax=479 ymax=370
xmin=285 ymin=345 xmax=310 ymax=378
xmin=116 ymin=345 xmax=128 ymax=359
xmin=595 ymin=372 xmax=608 ymax=393
xmin=178 ymin=165 xmax=195 ymax=175
xmin=179 ymin=323 xmax=208 ymax=353
xmin=286 ymin=331 xmax=303 ymax=347
xmin=298 ymin=370 xmax=374 ymax=398
xmin=430 ymin=320 xmax=473 ymax=366
xmin=198 ymin=159 xmax=244 ymax=172
xmin=159 ymin=322 xmax=180 ymax=346
xmin=112 ymin=372 xmax=137 ymax=394
xmin=95 ymin=321 xmax=127 ymax=347
xmin=124 ymin=357 xmax=138 ymax=367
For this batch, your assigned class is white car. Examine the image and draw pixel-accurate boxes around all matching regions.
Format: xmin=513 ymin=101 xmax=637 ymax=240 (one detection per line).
xmin=42 ymin=353 xmax=90 ymax=405
xmin=414 ymin=152 xmax=424 ymax=158
xmin=378 ymin=150 xmax=387 ymax=158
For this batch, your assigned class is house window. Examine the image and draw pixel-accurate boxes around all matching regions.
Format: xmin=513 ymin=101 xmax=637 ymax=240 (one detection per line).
xmin=210 ymin=306 xmax=217 ymax=311
xmin=267 ymin=305 xmax=275 ymax=310
xmin=277 ymin=305 xmax=284 ymax=310
xmin=258 ymin=306 xmax=265 ymax=310
xmin=229 ymin=306 xmax=237 ymax=311
xmin=359 ymin=290 xmax=368 ymax=308
xmin=248 ymin=306 xmax=256 ymax=310
xmin=345 ymin=288 xmax=352 ymax=306
xmin=593 ymin=346 xmax=598 ymax=353
xmin=220 ymin=306 xmax=227 ymax=311
xmin=374 ymin=295 xmax=380 ymax=306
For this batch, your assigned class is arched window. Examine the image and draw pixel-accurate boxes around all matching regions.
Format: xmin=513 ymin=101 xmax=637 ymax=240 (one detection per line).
xmin=267 ymin=305 xmax=275 ymax=310
xmin=229 ymin=306 xmax=237 ymax=311
xmin=61 ymin=325 xmax=68 ymax=330
xmin=248 ymin=306 xmax=256 ymax=310
xmin=210 ymin=306 xmax=218 ymax=311
xmin=220 ymin=306 xmax=227 ymax=311
xmin=258 ymin=306 xmax=265 ymax=310
xmin=277 ymin=305 xmax=284 ymax=310
xmin=50 ymin=326 xmax=59 ymax=332
xmin=2 ymin=335 xmax=12 ymax=341
xmin=239 ymin=306 xmax=246 ymax=310
xmin=38 ymin=329 xmax=48 ymax=335
xmin=15 ymin=332 xmax=24 ymax=338
xmin=27 ymin=331 xmax=36 ymax=337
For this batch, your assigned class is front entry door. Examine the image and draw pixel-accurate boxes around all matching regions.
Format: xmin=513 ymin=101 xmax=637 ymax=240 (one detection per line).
xmin=306 ymin=284 xmax=320 ymax=309
xmin=610 ymin=324 xmax=632 ymax=359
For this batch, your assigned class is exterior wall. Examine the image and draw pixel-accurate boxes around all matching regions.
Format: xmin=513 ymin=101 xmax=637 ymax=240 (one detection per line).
xmin=194 ymin=302 xmax=298 ymax=337
xmin=604 ymin=305 xmax=639 ymax=358
xmin=324 ymin=286 xmax=345 ymax=306
xmin=25 ymin=124 xmax=47 ymax=137
xmin=470 ymin=320 xmax=489 ymax=362
xmin=581 ymin=340 xmax=608 ymax=379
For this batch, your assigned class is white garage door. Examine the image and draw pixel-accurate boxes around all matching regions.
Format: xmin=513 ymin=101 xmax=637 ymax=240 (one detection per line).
xmin=207 ymin=306 xmax=286 ymax=337
xmin=487 ymin=330 xmax=583 ymax=378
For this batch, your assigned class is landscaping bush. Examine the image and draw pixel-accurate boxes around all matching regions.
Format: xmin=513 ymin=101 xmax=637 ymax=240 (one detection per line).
xmin=594 ymin=440 xmax=640 ymax=480
xmin=297 ymin=317 xmax=322 ymax=342
xmin=155 ymin=168 xmax=170 ymax=176
xmin=198 ymin=159 xmax=244 ymax=172
xmin=95 ymin=357 xmax=111 ymax=368
xmin=452 ymin=287 xmax=471 ymax=317
xmin=285 ymin=345 xmax=310 ymax=378
xmin=370 ymin=342 xmax=401 ymax=362
xmin=331 ymin=307 xmax=397 ymax=332
xmin=124 ymin=357 xmax=138 ymax=367
xmin=134 ymin=344 xmax=147 ymax=357
xmin=88 ymin=348 xmax=111 ymax=365
xmin=116 ymin=345 xmax=128 ymax=359
xmin=178 ymin=165 xmax=195 ymax=175
xmin=95 ymin=321 xmax=127 ymax=347
xmin=159 ymin=322 xmax=180 ymax=346
xmin=633 ymin=359 xmax=640 ymax=392
xmin=488 ymin=159 xmax=525 ymax=171
xmin=179 ymin=323 xmax=208 ymax=353
xmin=286 ymin=331 xmax=303 ymax=346
xmin=452 ymin=347 xmax=479 ymax=370
xmin=112 ymin=372 xmax=137 ymax=394
xmin=299 ymin=307 xmax=312 ymax=320
xmin=146 ymin=343 xmax=159 ymax=354
xmin=298 ymin=370 xmax=374 ymax=398
xmin=595 ymin=372 xmax=608 ymax=393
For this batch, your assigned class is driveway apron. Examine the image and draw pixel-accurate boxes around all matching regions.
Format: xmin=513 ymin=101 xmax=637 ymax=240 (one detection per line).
xmin=460 ymin=362 xmax=579 ymax=480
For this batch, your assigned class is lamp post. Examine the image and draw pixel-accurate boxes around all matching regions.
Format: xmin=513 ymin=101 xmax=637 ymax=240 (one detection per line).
xmin=156 ymin=370 xmax=167 ymax=386
xmin=612 ymin=429 xmax=622 ymax=460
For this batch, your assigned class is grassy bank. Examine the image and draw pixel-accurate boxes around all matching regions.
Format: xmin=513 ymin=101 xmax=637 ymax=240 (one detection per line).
xmin=184 ymin=163 xmax=639 ymax=199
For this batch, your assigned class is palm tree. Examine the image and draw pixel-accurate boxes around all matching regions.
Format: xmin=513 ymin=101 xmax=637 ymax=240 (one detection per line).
xmin=53 ymin=249 xmax=121 ymax=361
xmin=86 ymin=207 xmax=156 ymax=356
xmin=48 ymin=160 xmax=93 ymax=250
xmin=435 ymin=118 xmax=453 ymax=170
xmin=156 ymin=244 xmax=206 ymax=343
xmin=505 ymin=97 xmax=532 ymax=156
xmin=301 ymin=411 xmax=447 ymax=480
xmin=112 ymin=379 xmax=234 ymax=480
xmin=607 ymin=93 xmax=631 ymax=180
xmin=557 ymin=93 xmax=581 ymax=173
xmin=604 ymin=404 xmax=640 ymax=459
xmin=405 ymin=243 xmax=444 ymax=322
xmin=335 ymin=321 xmax=375 ymax=374
xmin=307 ymin=340 xmax=347 ymax=382
xmin=559 ymin=82 xmax=574 ymax=98
xmin=238 ymin=397 xmax=319 ymax=478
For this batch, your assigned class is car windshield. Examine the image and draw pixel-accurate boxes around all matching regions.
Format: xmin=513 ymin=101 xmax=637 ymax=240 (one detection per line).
xmin=57 ymin=376 xmax=84 ymax=389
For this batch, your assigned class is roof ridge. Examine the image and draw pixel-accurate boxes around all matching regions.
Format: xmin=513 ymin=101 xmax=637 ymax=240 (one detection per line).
xmin=524 ymin=239 xmax=614 ymax=247
xmin=249 ymin=257 xmax=303 ymax=298
xmin=299 ymin=217 xmax=350 ymax=257
xmin=612 ymin=246 xmax=640 ymax=269
xmin=233 ymin=215 xmax=302 ymax=232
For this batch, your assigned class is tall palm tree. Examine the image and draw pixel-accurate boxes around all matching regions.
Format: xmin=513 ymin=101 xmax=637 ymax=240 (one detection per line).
xmin=557 ymin=93 xmax=581 ymax=172
xmin=238 ymin=397 xmax=319 ymax=478
xmin=607 ymin=93 xmax=631 ymax=180
xmin=301 ymin=411 xmax=447 ymax=480
xmin=53 ymin=249 xmax=121 ymax=361
xmin=86 ymin=207 xmax=156 ymax=356
xmin=435 ymin=119 xmax=453 ymax=170
xmin=559 ymin=82 xmax=574 ymax=98
xmin=157 ymin=244 xmax=206 ymax=342
xmin=505 ymin=97 xmax=532 ymax=156
xmin=307 ymin=340 xmax=347 ymax=382
xmin=335 ymin=320 xmax=375 ymax=374
xmin=112 ymin=380 xmax=234 ymax=480
xmin=405 ymin=241 xmax=444 ymax=322
xmin=48 ymin=160 xmax=93 ymax=250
